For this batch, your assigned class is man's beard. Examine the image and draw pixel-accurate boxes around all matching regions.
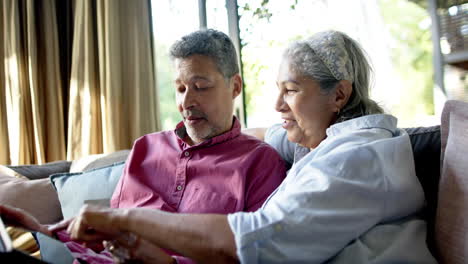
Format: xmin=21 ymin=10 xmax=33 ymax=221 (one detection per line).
xmin=182 ymin=109 xmax=223 ymax=142
xmin=185 ymin=121 xmax=219 ymax=143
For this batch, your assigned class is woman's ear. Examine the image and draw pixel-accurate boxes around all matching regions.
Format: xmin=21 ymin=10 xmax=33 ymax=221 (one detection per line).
xmin=333 ymin=80 xmax=352 ymax=112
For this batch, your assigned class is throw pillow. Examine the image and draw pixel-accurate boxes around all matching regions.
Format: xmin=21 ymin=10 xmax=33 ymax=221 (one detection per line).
xmin=82 ymin=150 xmax=130 ymax=172
xmin=50 ymin=162 xmax=125 ymax=219
xmin=69 ymin=154 xmax=106 ymax=173
xmin=435 ymin=100 xmax=468 ymax=263
xmin=0 ymin=166 xmax=62 ymax=224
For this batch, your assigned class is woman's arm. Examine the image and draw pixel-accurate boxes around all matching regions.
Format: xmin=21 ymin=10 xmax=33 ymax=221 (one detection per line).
xmin=65 ymin=206 xmax=238 ymax=263
xmin=125 ymin=209 xmax=237 ymax=263
xmin=0 ymin=205 xmax=52 ymax=236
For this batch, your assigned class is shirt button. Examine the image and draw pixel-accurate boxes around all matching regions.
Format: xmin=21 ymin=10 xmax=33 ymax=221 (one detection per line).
xmin=184 ymin=151 xmax=190 ymax=157
xmin=176 ymin=185 xmax=183 ymax=191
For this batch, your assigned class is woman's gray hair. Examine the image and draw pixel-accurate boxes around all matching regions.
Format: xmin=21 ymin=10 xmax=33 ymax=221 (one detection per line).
xmin=283 ymin=30 xmax=383 ymax=123
xmin=170 ymin=29 xmax=239 ymax=79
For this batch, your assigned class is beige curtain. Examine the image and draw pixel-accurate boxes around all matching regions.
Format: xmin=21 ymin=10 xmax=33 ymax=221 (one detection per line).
xmin=67 ymin=0 xmax=160 ymax=160
xmin=0 ymin=0 xmax=65 ymax=165
xmin=0 ymin=1 xmax=9 ymax=165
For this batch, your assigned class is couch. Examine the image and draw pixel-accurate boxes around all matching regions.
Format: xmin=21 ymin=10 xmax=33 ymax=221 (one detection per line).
xmin=0 ymin=100 xmax=467 ymax=263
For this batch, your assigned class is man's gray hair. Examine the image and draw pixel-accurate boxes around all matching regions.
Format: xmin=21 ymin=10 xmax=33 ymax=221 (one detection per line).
xmin=284 ymin=31 xmax=383 ymax=123
xmin=170 ymin=29 xmax=239 ymax=79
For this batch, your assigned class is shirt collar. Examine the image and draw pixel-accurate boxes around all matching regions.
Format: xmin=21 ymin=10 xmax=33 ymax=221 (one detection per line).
xmin=292 ymin=114 xmax=397 ymax=163
xmin=326 ymin=114 xmax=397 ymax=137
xmin=174 ymin=116 xmax=241 ymax=149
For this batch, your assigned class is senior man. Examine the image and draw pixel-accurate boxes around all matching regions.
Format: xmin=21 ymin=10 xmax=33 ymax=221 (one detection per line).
xmin=110 ymin=29 xmax=285 ymax=214
xmin=0 ymin=29 xmax=285 ymax=264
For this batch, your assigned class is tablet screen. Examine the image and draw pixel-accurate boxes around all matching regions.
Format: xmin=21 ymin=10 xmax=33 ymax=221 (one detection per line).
xmin=0 ymin=216 xmax=13 ymax=253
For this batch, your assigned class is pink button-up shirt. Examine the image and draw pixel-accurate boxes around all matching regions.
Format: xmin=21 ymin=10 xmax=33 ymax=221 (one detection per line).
xmin=111 ymin=117 xmax=286 ymax=214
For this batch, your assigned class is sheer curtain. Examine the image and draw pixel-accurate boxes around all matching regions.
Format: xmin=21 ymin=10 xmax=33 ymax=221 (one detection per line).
xmin=67 ymin=0 xmax=160 ymax=160
xmin=1 ymin=0 xmax=65 ymax=165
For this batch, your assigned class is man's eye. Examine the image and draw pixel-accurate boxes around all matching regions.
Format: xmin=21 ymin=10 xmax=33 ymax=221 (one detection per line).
xmin=196 ymin=86 xmax=210 ymax=91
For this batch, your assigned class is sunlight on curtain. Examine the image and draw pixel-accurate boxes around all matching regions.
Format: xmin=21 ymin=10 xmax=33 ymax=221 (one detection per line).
xmin=3 ymin=1 xmax=34 ymax=165
xmin=1 ymin=0 xmax=65 ymax=165
xmin=67 ymin=0 xmax=103 ymax=159
xmin=0 ymin=4 xmax=9 ymax=164
xmin=68 ymin=0 xmax=159 ymax=160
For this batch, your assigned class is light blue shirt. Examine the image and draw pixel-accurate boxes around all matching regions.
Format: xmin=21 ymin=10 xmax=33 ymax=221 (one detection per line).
xmin=228 ymin=114 xmax=436 ymax=263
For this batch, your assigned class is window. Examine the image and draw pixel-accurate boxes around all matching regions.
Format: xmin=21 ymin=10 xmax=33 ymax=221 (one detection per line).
xmin=151 ymin=0 xmax=438 ymax=129
xmin=151 ymin=0 xmax=200 ymax=129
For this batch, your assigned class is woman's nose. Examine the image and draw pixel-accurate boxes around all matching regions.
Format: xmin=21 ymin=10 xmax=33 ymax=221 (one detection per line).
xmin=275 ymin=93 xmax=288 ymax=112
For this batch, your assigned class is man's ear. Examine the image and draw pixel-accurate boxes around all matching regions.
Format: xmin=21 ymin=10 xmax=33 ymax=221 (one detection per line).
xmin=231 ymin=74 xmax=242 ymax=99
xmin=333 ymin=80 xmax=352 ymax=112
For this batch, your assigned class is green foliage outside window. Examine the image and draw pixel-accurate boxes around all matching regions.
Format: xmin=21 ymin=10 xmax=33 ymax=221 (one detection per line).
xmin=379 ymin=0 xmax=435 ymax=122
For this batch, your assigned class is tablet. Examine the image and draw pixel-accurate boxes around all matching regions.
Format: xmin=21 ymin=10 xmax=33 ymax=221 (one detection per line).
xmin=0 ymin=216 xmax=13 ymax=253
xmin=0 ymin=216 xmax=49 ymax=263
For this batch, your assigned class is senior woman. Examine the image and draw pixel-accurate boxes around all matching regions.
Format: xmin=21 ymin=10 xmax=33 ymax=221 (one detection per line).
xmin=52 ymin=30 xmax=436 ymax=263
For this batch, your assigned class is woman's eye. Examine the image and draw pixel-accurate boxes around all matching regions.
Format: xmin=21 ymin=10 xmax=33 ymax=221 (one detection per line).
xmin=285 ymin=89 xmax=297 ymax=94
xmin=177 ymin=86 xmax=186 ymax=93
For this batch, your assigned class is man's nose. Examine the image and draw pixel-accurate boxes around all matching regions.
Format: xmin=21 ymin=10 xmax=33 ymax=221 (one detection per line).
xmin=181 ymin=88 xmax=197 ymax=109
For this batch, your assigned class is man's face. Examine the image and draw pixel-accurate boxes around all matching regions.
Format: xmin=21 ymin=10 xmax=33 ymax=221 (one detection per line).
xmin=174 ymin=54 xmax=241 ymax=145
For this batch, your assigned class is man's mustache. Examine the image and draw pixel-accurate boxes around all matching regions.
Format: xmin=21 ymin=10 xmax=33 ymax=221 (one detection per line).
xmin=183 ymin=109 xmax=207 ymax=119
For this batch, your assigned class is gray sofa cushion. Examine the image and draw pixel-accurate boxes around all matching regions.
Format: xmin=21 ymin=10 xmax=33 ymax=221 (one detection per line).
xmin=405 ymin=126 xmax=441 ymax=255
xmin=7 ymin=161 xmax=71 ymax=180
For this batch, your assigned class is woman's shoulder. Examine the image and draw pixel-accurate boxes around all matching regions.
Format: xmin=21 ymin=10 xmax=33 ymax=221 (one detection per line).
xmin=323 ymin=114 xmax=407 ymax=150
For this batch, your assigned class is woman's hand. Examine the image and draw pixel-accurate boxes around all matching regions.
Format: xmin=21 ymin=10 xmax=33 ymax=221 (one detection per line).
xmin=66 ymin=205 xmax=126 ymax=243
xmin=104 ymin=234 xmax=175 ymax=264
xmin=66 ymin=205 xmax=174 ymax=263
xmin=0 ymin=204 xmax=51 ymax=236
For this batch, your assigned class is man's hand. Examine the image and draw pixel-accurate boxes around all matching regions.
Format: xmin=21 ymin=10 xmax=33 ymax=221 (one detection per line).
xmin=0 ymin=205 xmax=51 ymax=236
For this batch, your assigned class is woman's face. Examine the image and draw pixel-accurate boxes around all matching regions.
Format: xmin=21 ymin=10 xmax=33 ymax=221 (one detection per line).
xmin=275 ymin=59 xmax=337 ymax=149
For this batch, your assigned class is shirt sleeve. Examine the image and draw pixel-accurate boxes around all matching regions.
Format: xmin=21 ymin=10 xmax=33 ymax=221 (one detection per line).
xmin=243 ymin=145 xmax=286 ymax=212
xmin=264 ymin=124 xmax=295 ymax=165
xmin=228 ymin=133 xmax=423 ymax=263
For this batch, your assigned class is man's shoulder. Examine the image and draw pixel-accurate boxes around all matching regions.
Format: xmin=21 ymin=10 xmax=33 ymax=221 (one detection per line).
xmin=236 ymin=132 xmax=283 ymax=157
xmin=133 ymin=130 xmax=176 ymax=145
